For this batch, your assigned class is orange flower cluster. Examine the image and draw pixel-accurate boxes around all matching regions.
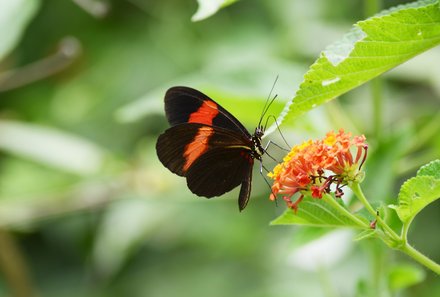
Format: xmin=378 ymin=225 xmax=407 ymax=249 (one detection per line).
xmin=268 ymin=129 xmax=368 ymax=211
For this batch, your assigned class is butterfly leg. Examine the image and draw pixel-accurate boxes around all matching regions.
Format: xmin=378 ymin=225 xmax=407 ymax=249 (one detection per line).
xmin=261 ymin=140 xmax=285 ymax=164
xmin=259 ymin=158 xmax=278 ymax=207
xmin=264 ymin=140 xmax=289 ymax=152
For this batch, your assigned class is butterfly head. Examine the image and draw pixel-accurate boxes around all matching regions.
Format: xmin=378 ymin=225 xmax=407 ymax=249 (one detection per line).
xmin=254 ymin=126 xmax=264 ymax=138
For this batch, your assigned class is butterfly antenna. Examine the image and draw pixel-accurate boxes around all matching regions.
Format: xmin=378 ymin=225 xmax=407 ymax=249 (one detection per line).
xmin=264 ymin=115 xmax=290 ymax=150
xmin=258 ymin=75 xmax=279 ymax=128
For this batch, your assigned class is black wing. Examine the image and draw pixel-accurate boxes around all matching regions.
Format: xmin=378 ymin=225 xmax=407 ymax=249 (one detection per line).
xmin=185 ymin=146 xmax=254 ymax=205
xmin=156 ymin=123 xmax=252 ymax=177
xmin=164 ymin=86 xmax=251 ymax=137
xmin=238 ymin=164 xmax=253 ymax=211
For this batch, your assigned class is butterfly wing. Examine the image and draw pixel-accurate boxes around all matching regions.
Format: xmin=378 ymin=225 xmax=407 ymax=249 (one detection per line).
xmin=238 ymin=163 xmax=253 ymax=211
xmin=185 ymin=146 xmax=254 ymax=202
xmin=164 ymin=86 xmax=251 ymax=137
xmin=156 ymin=123 xmax=204 ymax=176
xmin=156 ymin=123 xmax=253 ymax=177
xmin=157 ymin=87 xmax=259 ymax=211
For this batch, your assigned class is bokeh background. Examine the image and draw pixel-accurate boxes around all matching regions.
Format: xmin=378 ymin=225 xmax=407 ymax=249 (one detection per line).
xmin=0 ymin=0 xmax=439 ymax=296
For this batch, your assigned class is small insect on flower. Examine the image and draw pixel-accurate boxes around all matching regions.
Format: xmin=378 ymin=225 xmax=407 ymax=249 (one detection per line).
xmin=267 ymin=129 xmax=368 ymax=212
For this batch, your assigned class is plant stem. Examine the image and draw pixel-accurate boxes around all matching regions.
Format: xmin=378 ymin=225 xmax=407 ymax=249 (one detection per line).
xmin=0 ymin=37 xmax=81 ymax=92
xmin=401 ymin=221 xmax=411 ymax=243
xmin=401 ymin=243 xmax=440 ymax=275
xmin=351 ymin=182 xmax=440 ymax=274
xmin=350 ymin=182 xmax=401 ymax=242
xmin=368 ymin=240 xmax=386 ymax=297
xmin=371 ymin=78 xmax=383 ymax=140
xmin=0 ymin=229 xmax=36 ymax=297
xmin=364 ymin=0 xmax=382 ymax=17
xmin=322 ymin=194 xmax=369 ymax=229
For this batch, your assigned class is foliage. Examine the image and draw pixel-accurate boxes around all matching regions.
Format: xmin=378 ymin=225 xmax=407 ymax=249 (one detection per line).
xmin=267 ymin=0 xmax=440 ymax=134
xmin=192 ymin=0 xmax=239 ymax=21
xmin=271 ymin=195 xmax=368 ymax=228
xmin=392 ymin=161 xmax=440 ymax=224
xmin=0 ymin=0 xmax=40 ymax=60
xmin=0 ymin=0 xmax=439 ymax=296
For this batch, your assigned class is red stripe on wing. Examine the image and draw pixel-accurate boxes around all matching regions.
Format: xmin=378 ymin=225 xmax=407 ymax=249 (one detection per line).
xmin=188 ymin=100 xmax=219 ymax=125
xmin=183 ymin=127 xmax=214 ymax=172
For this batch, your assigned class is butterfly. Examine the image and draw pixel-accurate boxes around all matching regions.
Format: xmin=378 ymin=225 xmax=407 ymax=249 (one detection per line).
xmin=156 ymin=86 xmax=268 ymax=211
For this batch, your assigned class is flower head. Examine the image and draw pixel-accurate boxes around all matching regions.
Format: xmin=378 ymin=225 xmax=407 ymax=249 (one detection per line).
xmin=268 ymin=129 xmax=368 ymax=211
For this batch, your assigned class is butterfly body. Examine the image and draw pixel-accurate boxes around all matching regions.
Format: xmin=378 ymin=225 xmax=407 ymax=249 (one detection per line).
xmin=156 ymin=87 xmax=264 ymax=211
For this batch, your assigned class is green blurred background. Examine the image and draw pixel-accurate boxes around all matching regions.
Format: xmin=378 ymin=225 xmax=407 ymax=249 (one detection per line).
xmin=0 ymin=0 xmax=439 ymax=296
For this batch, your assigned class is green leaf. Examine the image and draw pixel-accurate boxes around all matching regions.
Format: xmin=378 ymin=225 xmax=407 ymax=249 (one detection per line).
xmin=92 ymin=199 xmax=175 ymax=278
xmin=0 ymin=120 xmax=104 ymax=175
xmin=394 ymin=175 xmax=440 ymax=223
xmin=417 ymin=159 xmax=440 ymax=179
xmin=270 ymin=196 xmax=366 ymax=228
xmin=353 ymin=229 xmax=376 ymax=241
xmin=0 ymin=0 xmax=40 ymax=61
xmin=267 ymin=0 xmax=440 ymax=134
xmin=192 ymin=0 xmax=239 ymax=22
xmin=388 ymin=263 xmax=426 ymax=291
xmin=0 ymin=157 xmax=79 ymax=200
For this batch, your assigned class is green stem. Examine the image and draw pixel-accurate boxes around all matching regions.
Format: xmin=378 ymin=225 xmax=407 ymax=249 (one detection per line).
xmin=351 ymin=182 xmax=440 ymax=274
xmin=364 ymin=0 xmax=381 ymax=17
xmin=371 ymin=78 xmax=383 ymax=141
xmin=401 ymin=221 xmax=411 ymax=243
xmin=401 ymin=243 xmax=440 ymax=275
xmin=350 ymin=182 xmax=400 ymax=242
xmin=400 ymin=111 xmax=440 ymax=156
xmin=0 ymin=229 xmax=36 ymax=297
xmin=368 ymin=240 xmax=385 ymax=297
xmin=321 ymin=194 xmax=369 ymax=229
